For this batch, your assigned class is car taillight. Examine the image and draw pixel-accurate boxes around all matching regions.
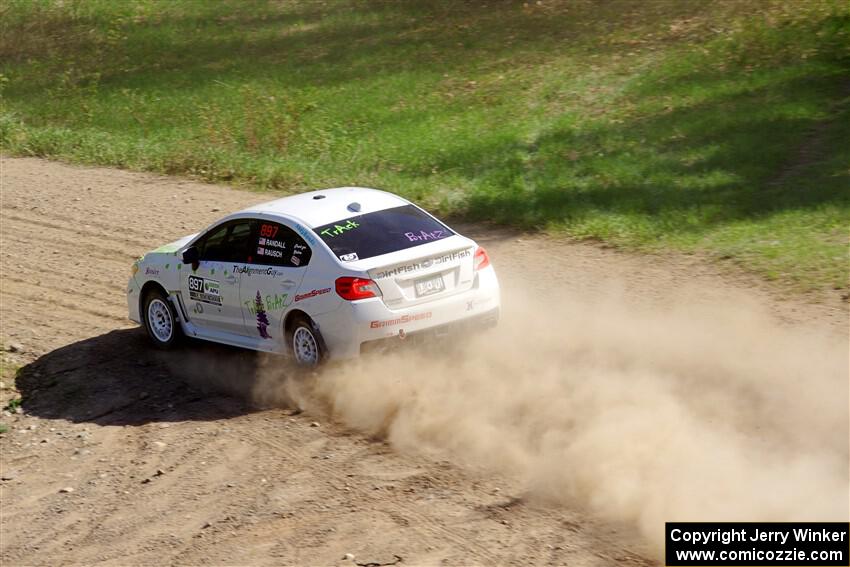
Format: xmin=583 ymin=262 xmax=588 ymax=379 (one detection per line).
xmin=474 ymin=246 xmax=490 ymax=271
xmin=335 ymin=277 xmax=381 ymax=300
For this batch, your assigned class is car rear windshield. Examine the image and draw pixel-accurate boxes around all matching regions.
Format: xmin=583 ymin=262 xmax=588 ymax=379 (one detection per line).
xmin=313 ymin=204 xmax=454 ymax=262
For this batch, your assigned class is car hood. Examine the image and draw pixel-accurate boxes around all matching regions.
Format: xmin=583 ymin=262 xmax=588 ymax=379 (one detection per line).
xmin=145 ymin=233 xmax=197 ymax=258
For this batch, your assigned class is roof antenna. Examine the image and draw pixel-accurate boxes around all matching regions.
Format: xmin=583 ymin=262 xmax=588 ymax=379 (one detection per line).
xmin=313 ymin=194 xmax=326 ymax=200
xmin=347 ymin=202 xmax=361 ymax=212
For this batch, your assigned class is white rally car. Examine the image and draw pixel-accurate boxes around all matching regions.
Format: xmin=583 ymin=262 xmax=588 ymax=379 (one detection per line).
xmin=128 ymin=187 xmax=500 ymax=366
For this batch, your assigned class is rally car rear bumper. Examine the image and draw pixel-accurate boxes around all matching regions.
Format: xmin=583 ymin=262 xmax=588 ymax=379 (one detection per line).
xmin=359 ymin=307 xmax=499 ymax=356
xmin=314 ymin=265 xmax=500 ymax=360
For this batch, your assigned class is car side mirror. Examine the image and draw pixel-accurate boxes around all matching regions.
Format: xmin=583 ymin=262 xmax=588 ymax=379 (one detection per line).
xmin=182 ymin=246 xmax=199 ymax=269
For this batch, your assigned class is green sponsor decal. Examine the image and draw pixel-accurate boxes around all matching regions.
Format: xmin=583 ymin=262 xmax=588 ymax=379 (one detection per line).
xmin=319 ymin=219 xmax=360 ymax=238
xmin=152 ymin=243 xmax=181 ymax=254
xmin=244 ymin=292 xmax=291 ymax=315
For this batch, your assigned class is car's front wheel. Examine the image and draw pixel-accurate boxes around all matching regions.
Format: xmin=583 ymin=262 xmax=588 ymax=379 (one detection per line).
xmin=288 ymin=315 xmax=325 ymax=367
xmin=143 ymin=289 xmax=180 ymax=349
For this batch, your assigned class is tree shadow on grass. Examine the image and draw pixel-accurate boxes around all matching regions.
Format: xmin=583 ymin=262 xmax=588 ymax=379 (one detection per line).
xmin=13 ymin=329 xmax=292 ymax=427
xmin=2 ymin=0 xmax=731 ymax=96
xmin=430 ymin=72 xmax=850 ymax=236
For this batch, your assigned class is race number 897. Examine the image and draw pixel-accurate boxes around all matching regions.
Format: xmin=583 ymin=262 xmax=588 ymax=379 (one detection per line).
xmin=188 ymin=275 xmax=205 ymax=292
xmin=260 ymin=224 xmax=279 ymax=238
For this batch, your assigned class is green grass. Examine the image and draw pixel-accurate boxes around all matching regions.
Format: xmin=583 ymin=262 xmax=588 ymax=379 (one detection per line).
xmin=1 ymin=0 xmax=848 ymax=291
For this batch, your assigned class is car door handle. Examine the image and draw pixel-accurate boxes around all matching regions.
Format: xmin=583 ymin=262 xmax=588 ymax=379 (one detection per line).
xmin=280 ymin=279 xmax=297 ymax=288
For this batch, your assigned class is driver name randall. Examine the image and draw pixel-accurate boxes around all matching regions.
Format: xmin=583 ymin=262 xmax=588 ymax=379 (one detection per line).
xmin=670 ymin=527 xmax=847 ymax=546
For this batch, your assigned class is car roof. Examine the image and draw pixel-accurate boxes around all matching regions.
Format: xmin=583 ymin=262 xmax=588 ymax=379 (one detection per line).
xmin=240 ymin=187 xmax=410 ymax=228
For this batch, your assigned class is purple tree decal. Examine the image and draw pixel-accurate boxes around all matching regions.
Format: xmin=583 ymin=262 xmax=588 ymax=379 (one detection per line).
xmin=255 ymin=291 xmax=272 ymax=339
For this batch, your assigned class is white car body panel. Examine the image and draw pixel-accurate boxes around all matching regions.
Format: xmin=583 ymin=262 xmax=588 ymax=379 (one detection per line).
xmin=128 ymin=187 xmax=500 ymax=360
xmin=181 ymin=260 xmax=243 ymax=335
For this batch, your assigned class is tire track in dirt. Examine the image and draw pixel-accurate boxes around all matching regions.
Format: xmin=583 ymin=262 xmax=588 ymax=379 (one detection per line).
xmin=3 ymin=291 xmax=115 ymax=324
xmin=4 ymin=284 xmax=125 ymax=322
xmin=67 ymin=436 xmax=229 ymax=563
xmin=0 ymin=217 xmax=143 ymax=261
xmin=0 ymin=210 xmax=154 ymax=250
xmin=1 ymin=205 xmax=168 ymax=243
xmin=1 ymin=273 xmax=125 ymax=308
xmin=5 ymin=277 xmax=127 ymax=310
xmin=18 ymin=433 xmax=150 ymax=562
xmin=240 ymin=426 xmax=505 ymax=564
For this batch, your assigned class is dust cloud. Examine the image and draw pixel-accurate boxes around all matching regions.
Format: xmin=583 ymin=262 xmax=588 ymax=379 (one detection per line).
xmin=253 ymin=281 xmax=849 ymax=549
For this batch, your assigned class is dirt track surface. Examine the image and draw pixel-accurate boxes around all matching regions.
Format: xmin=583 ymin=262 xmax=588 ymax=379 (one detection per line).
xmin=1 ymin=156 xmax=847 ymax=566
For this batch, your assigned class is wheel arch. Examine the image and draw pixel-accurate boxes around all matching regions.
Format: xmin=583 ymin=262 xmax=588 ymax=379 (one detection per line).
xmin=139 ymin=280 xmax=169 ymax=323
xmin=283 ymin=308 xmax=327 ymax=365
xmin=283 ymin=308 xmax=311 ymax=337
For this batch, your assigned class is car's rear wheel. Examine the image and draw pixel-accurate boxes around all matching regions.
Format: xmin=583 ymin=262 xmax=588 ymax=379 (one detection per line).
xmin=288 ymin=315 xmax=325 ymax=367
xmin=143 ymin=289 xmax=180 ymax=349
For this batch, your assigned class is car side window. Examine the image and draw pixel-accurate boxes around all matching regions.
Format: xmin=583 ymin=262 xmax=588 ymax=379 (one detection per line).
xmin=197 ymin=220 xmax=257 ymax=263
xmin=252 ymin=220 xmax=312 ymax=268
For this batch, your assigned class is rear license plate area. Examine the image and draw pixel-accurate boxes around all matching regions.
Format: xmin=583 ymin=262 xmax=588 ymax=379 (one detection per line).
xmin=414 ymin=274 xmax=444 ymax=298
